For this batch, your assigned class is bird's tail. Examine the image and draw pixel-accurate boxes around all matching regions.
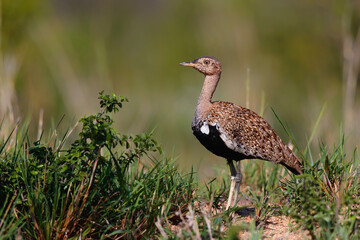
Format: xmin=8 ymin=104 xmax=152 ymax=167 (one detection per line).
xmin=281 ymin=152 xmax=303 ymax=175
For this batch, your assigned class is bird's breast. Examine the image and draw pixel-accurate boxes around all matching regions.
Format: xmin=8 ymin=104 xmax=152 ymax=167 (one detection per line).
xmin=192 ymin=120 xmax=247 ymax=160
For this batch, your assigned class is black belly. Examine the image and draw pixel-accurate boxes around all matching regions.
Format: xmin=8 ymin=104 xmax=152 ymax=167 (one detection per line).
xmin=192 ymin=124 xmax=250 ymax=161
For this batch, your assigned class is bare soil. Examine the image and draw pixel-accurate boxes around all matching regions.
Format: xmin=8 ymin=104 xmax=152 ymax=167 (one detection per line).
xmin=236 ymin=214 xmax=309 ymax=239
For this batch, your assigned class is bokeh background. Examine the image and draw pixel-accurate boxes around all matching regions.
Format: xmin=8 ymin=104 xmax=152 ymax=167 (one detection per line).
xmin=1 ymin=0 xmax=359 ymax=179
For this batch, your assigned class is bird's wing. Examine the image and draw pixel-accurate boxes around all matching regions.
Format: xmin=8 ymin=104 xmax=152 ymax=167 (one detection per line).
xmin=208 ymin=101 xmax=294 ymax=164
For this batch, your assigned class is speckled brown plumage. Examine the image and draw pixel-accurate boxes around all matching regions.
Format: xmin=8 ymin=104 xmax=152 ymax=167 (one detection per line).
xmin=194 ymin=101 xmax=303 ymax=174
xmin=180 ymin=56 xmax=303 ymax=209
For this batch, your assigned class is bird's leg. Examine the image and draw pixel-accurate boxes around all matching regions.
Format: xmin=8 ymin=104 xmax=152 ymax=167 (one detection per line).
xmin=233 ymin=161 xmax=242 ymax=206
xmin=226 ymin=159 xmax=237 ymax=210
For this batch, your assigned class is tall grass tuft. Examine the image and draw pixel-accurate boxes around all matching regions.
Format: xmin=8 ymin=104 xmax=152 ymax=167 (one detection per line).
xmin=281 ymin=136 xmax=360 ymax=239
xmin=0 ymin=91 xmax=197 ymax=239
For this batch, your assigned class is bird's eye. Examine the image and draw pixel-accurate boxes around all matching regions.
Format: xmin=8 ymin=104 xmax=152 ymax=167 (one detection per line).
xmin=204 ymin=60 xmax=210 ymax=65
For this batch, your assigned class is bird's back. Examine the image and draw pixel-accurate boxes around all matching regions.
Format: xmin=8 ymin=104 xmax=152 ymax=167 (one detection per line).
xmin=192 ymin=101 xmax=303 ymax=175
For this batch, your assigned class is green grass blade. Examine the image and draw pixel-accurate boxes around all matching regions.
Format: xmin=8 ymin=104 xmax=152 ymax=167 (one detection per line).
xmin=271 ymin=108 xmax=299 ymax=150
xmin=0 ymin=127 xmax=15 ymax=154
xmin=303 ymin=103 xmax=326 ymax=155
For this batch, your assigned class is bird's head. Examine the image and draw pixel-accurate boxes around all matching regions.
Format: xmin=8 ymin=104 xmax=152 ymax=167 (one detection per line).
xmin=180 ymin=56 xmax=222 ymax=76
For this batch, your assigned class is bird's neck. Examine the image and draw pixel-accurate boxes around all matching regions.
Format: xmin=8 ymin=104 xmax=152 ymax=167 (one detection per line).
xmin=195 ymin=74 xmax=221 ymax=121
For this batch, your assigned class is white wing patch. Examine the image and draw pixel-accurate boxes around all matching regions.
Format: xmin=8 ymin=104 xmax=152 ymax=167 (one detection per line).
xmin=200 ymin=121 xmax=220 ymax=135
xmin=219 ymin=132 xmax=236 ymax=151
xmin=219 ymin=131 xmax=250 ymax=156
xmin=199 ymin=120 xmax=252 ymax=157
xmin=215 ymin=123 xmax=241 ymax=153
xmin=209 ymin=122 xmax=219 ymax=129
xmin=200 ymin=122 xmax=210 ymax=135
xmin=200 ymin=121 xmax=247 ymax=156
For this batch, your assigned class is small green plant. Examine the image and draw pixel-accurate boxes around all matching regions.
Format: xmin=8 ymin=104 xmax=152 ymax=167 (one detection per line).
xmin=281 ymin=138 xmax=360 ymax=239
xmin=243 ymin=163 xmax=280 ymax=233
xmin=0 ymin=91 xmax=197 ymax=239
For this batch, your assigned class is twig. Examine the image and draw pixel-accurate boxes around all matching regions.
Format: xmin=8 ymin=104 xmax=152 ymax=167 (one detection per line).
xmin=155 ymin=217 xmax=168 ymax=239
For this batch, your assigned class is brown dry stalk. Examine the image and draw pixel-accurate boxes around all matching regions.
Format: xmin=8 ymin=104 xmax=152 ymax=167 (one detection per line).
xmin=155 ymin=216 xmax=168 ymax=239
xmin=0 ymin=193 xmax=17 ymax=229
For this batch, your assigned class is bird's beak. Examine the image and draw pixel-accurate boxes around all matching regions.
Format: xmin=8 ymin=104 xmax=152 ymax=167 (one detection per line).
xmin=179 ymin=61 xmax=196 ymax=67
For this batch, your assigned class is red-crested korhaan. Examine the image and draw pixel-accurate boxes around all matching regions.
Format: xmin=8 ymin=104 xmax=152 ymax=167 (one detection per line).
xmin=180 ymin=56 xmax=303 ymax=210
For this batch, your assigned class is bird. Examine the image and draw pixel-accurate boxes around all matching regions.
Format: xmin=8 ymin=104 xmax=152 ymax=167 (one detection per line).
xmin=180 ymin=56 xmax=303 ymax=210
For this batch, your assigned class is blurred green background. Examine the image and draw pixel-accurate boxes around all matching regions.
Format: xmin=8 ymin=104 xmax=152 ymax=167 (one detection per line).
xmin=1 ymin=0 xmax=359 ymax=179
